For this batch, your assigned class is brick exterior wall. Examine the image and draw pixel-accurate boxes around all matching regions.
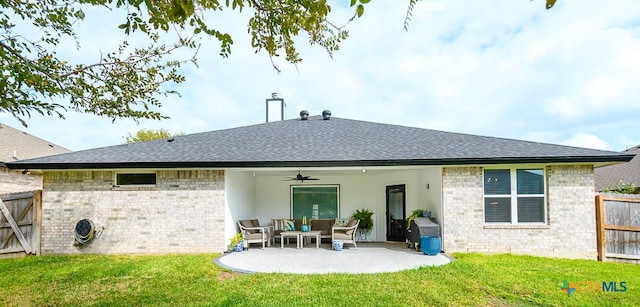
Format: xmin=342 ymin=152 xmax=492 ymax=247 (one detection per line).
xmin=442 ymin=165 xmax=596 ymax=259
xmin=0 ymin=167 xmax=42 ymax=194
xmin=41 ymin=170 xmax=226 ymax=254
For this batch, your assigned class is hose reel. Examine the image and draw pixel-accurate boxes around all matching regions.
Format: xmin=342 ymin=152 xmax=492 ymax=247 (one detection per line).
xmin=74 ymin=219 xmax=96 ymax=244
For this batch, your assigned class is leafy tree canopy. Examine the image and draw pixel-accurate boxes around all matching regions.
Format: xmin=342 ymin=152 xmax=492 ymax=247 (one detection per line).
xmin=124 ymin=128 xmax=184 ymax=143
xmin=1 ymin=0 xmax=371 ymax=126
xmin=2 ymin=0 xmax=554 ymax=127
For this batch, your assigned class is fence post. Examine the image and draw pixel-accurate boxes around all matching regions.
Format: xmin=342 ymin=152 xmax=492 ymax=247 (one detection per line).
xmin=33 ymin=190 xmax=42 ymax=256
xmin=595 ymin=194 xmax=605 ymax=261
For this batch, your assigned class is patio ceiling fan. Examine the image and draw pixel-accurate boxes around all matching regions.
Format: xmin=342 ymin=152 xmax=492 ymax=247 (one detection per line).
xmin=284 ymin=171 xmax=319 ymax=182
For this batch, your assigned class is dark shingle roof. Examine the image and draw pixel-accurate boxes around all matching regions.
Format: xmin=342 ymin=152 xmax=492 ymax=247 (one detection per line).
xmin=595 ymin=145 xmax=640 ymax=191
xmin=5 ymin=116 xmax=633 ymax=169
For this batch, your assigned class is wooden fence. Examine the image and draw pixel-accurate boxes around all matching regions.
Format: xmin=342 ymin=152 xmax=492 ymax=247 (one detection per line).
xmin=0 ymin=191 xmax=41 ymax=258
xmin=596 ymin=194 xmax=640 ymax=263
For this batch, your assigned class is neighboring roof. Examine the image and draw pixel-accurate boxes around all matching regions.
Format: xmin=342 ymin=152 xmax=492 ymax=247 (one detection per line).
xmin=5 ymin=116 xmax=634 ymax=170
xmin=0 ymin=123 xmax=70 ymax=164
xmin=595 ymin=145 xmax=640 ymax=191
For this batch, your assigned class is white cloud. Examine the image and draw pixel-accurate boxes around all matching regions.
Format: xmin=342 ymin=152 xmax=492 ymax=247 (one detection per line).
xmin=3 ymin=0 xmax=640 ymax=153
xmin=560 ymin=132 xmax=611 ymax=150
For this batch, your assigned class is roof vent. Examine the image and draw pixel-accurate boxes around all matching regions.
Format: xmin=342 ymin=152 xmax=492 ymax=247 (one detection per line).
xmin=300 ymin=110 xmax=309 ymax=120
xmin=322 ymin=110 xmax=331 ymax=120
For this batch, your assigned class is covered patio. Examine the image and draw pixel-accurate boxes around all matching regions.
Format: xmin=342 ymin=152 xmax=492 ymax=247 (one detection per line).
xmin=214 ymin=242 xmax=452 ymax=274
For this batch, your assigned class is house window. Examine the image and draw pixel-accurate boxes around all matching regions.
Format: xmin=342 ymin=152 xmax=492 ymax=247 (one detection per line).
xmin=115 ymin=173 xmax=157 ymax=186
xmin=291 ymin=185 xmax=339 ymax=220
xmin=484 ymin=168 xmax=546 ymax=224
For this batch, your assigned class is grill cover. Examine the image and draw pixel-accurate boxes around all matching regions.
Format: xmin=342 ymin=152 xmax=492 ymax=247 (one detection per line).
xmin=406 ymin=217 xmax=440 ymax=243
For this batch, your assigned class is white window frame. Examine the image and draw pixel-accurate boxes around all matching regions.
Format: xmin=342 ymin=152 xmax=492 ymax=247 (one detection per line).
xmin=483 ymin=167 xmax=547 ymax=225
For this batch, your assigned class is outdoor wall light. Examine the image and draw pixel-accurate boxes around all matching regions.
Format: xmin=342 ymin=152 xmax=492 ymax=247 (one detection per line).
xmin=21 ymin=169 xmax=30 ymax=175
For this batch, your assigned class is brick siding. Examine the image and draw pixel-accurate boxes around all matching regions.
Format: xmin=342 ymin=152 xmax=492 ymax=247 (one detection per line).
xmin=0 ymin=167 xmax=42 ymax=194
xmin=41 ymin=170 xmax=226 ymax=254
xmin=442 ymin=165 xmax=596 ymax=259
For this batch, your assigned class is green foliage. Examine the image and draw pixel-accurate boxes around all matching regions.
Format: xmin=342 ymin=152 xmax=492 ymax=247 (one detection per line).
xmin=228 ymin=232 xmax=243 ymax=250
xmin=602 ymin=179 xmax=637 ymax=194
xmin=406 ymin=209 xmax=426 ymax=230
xmin=546 ymin=0 xmax=557 ymax=9
xmin=124 ymin=128 xmax=184 ymax=143
xmin=0 ymin=253 xmax=638 ymax=306
xmin=1 ymin=0 xmax=370 ymax=126
xmin=351 ymin=208 xmax=374 ymax=235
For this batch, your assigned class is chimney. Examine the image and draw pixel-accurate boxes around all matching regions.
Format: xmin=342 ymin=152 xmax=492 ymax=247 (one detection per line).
xmin=265 ymin=93 xmax=286 ymax=123
xmin=322 ymin=110 xmax=331 ymax=120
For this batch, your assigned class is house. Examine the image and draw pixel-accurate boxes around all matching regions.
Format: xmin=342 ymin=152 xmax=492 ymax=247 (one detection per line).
xmin=5 ymin=113 xmax=634 ymax=258
xmin=0 ymin=123 xmax=70 ymax=194
xmin=595 ymin=145 xmax=640 ymax=193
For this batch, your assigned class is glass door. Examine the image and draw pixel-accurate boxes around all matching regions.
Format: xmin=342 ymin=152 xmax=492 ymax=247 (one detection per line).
xmin=386 ymin=184 xmax=406 ymax=241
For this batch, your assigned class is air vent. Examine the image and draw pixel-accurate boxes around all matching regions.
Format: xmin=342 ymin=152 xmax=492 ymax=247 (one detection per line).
xmin=300 ymin=110 xmax=309 ymax=120
xmin=322 ymin=110 xmax=331 ymax=120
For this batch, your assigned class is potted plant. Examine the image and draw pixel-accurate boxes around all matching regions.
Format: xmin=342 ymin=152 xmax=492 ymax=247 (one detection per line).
xmin=406 ymin=209 xmax=426 ymax=230
xmin=351 ymin=208 xmax=374 ymax=241
xmin=228 ymin=233 xmax=243 ymax=252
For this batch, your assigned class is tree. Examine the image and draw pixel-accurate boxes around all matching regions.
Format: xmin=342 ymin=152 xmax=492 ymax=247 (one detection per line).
xmin=124 ymin=128 xmax=184 ymax=143
xmin=2 ymin=0 xmax=553 ymax=127
xmin=1 ymin=0 xmax=372 ymax=126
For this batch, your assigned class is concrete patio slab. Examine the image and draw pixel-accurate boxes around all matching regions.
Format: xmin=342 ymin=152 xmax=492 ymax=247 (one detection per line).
xmin=214 ymin=242 xmax=452 ymax=274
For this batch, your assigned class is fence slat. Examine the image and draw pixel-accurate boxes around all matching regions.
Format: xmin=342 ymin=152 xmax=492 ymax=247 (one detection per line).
xmin=598 ymin=194 xmax=640 ymax=263
xmin=0 ymin=199 xmax=32 ymax=254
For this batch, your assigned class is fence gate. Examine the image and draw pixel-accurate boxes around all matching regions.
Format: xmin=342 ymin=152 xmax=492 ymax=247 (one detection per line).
xmin=595 ymin=194 xmax=640 ymax=263
xmin=0 ymin=191 xmax=42 ymax=257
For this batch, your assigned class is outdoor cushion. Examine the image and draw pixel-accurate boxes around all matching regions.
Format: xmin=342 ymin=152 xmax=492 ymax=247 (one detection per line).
xmin=239 ymin=220 xmax=256 ymax=233
xmin=251 ymin=219 xmax=260 ymax=227
xmin=334 ymin=218 xmax=349 ymax=227
xmin=284 ymin=219 xmax=295 ymax=231
xmin=245 ymin=232 xmax=264 ymax=240
xmin=345 ymin=219 xmax=358 ymax=235
xmin=311 ymin=219 xmax=332 ymax=235
xmin=333 ymin=232 xmax=352 ymax=240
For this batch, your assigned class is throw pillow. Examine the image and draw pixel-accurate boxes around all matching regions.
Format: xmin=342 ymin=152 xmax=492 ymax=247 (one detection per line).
xmin=334 ymin=218 xmax=349 ymax=227
xmin=284 ymin=219 xmax=295 ymax=231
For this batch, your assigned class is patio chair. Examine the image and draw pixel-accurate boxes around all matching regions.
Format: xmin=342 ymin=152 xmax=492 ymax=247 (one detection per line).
xmin=331 ymin=219 xmax=360 ymax=249
xmin=237 ymin=219 xmax=272 ymax=249
xmin=271 ymin=218 xmax=287 ymax=244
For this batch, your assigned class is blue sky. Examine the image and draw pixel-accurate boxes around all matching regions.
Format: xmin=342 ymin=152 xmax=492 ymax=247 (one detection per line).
xmin=2 ymin=0 xmax=640 ymax=152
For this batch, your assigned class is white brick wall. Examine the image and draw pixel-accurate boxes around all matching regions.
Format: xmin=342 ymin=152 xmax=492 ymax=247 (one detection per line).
xmin=0 ymin=167 xmax=42 ymax=194
xmin=41 ymin=170 xmax=226 ymax=254
xmin=442 ymin=165 xmax=596 ymax=259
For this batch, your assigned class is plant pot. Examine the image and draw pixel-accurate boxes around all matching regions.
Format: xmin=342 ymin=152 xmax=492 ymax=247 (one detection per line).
xmin=420 ymin=236 xmax=441 ymax=256
xmin=333 ymin=240 xmax=343 ymax=251
xmin=301 ymin=225 xmax=310 ymax=232
xmin=234 ymin=243 xmax=243 ymax=252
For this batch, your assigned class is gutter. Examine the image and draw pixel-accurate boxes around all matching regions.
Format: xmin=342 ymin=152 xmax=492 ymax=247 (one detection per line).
xmin=5 ymin=154 xmax=635 ymax=170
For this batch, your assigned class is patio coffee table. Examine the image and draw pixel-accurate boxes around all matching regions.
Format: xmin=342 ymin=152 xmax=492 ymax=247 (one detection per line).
xmin=299 ymin=231 xmax=321 ymax=248
xmin=280 ymin=231 xmax=302 ymax=248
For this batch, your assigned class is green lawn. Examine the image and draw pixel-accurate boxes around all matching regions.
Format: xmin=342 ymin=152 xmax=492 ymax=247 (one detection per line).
xmin=0 ymin=252 xmax=636 ymax=306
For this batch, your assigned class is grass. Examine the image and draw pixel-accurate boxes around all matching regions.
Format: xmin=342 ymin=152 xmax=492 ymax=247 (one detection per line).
xmin=0 ymin=252 xmax=637 ymax=306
